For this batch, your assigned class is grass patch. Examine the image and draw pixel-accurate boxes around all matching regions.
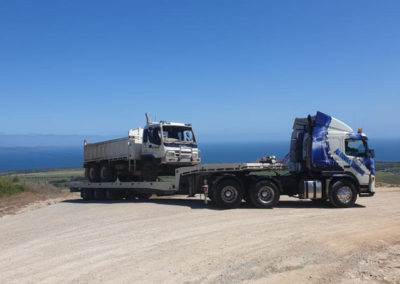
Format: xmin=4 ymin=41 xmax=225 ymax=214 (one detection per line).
xmin=0 ymin=177 xmax=28 ymax=197
xmin=1 ymin=168 xmax=85 ymax=184
xmin=376 ymin=172 xmax=400 ymax=185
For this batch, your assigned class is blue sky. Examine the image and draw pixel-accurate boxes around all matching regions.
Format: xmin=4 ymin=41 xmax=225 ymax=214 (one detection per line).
xmin=0 ymin=0 xmax=399 ymax=142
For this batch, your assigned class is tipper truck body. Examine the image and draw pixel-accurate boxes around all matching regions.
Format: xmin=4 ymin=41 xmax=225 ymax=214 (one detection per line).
xmin=71 ymin=111 xmax=375 ymax=209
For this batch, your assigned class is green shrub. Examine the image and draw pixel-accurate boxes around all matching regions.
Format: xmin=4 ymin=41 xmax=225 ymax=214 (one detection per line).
xmin=0 ymin=177 xmax=27 ymax=197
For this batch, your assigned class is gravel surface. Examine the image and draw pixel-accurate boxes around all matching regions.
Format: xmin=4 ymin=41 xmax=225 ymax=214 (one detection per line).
xmin=0 ymin=187 xmax=399 ymax=283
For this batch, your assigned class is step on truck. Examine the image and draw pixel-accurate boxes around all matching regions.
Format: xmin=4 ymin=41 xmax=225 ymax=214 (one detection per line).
xmin=83 ymin=114 xmax=201 ymax=182
xmin=70 ymin=111 xmax=375 ymax=209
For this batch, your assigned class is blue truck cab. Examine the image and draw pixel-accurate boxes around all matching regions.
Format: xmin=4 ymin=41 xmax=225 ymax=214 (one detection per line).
xmin=283 ymin=111 xmax=375 ymax=207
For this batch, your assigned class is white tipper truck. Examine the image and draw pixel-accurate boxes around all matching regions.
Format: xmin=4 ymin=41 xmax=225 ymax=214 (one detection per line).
xmin=83 ymin=114 xmax=201 ymax=182
xmin=71 ymin=111 xmax=375 ymax=209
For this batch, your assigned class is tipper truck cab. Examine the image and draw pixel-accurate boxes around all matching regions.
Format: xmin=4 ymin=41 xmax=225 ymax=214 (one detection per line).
xmin=72 ymin=111 xmax=375 ymax=209
xmin=83 ymin=115 xmax=200 ymax=182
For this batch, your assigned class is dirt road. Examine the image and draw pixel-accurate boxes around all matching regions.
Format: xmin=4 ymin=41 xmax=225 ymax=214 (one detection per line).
xmin=0 ymin=187 xmax=399 ymax=283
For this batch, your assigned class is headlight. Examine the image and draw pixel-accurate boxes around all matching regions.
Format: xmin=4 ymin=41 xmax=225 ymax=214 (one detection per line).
xmin=166 ymin=151 xmax=175 ymax=157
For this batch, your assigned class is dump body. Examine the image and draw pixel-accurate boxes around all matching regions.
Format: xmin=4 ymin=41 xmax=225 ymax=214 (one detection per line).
xmin=84 ymin=137 xmax=142 ymax=163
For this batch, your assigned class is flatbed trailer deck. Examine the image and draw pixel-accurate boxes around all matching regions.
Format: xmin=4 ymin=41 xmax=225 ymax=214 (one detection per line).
xmin=69 ymin=162 xmax=286 ymax=209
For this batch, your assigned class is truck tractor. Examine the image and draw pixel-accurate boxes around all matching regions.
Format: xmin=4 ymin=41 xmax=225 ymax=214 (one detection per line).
xmin=83 ymin=114 xmax=200 ymax=182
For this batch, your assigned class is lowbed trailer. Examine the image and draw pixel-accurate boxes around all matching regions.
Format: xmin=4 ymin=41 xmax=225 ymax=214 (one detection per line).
xmin=69 ymin=162 xmax=286 ymax=209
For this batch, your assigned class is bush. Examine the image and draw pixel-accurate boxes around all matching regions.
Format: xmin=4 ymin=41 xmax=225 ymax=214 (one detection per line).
xmin=0 ymin=177 xmax=27 ymax=197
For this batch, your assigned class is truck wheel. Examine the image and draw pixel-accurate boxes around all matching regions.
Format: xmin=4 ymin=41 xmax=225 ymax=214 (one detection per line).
xmin=249 ymin=180 xmax=280 ymax=208
xmin=141 ymin=160 xmax=158 ymax=181
xmin=88 ymin=166 xmax=101 ymax=182
xmin=94 ymin=188 xmax=106 ymax=200
xmin=213 ymin=179 xmax=243 ymax=209
xmin=105 ymin=189 xmax=120 ymax=201
xmin=329 ymin=180 xmax=357 ymax=208
xmin=100 ymin=165 xmax=117 ymax=182
xmin=81 ymin=189 xmax=94 ymax=200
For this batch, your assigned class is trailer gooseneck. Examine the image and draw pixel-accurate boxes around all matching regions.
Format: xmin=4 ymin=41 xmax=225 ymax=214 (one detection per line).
xmin=69 ymin=111 xmax=376 ymax=209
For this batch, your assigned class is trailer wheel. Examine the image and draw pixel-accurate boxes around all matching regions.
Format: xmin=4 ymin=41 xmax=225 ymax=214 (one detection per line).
xmin=213 ymin=179 xmax=243 ymax=209
xmin=141 ymin=160 xmax=158 ymax=181
xmin=81 ymin=189 xmax=94 ymax=200
xmin=94 ymin=188 xmax=106 ymax=200
xmin=329 ymin=180 xmax=357 ymax=208
xmin=88 ymin=166 xmax=101 ymax=182
xmin=100 ymin=165 xmax=117 ymax=182
xmin=249 ymin=180 xmax=280 ymax=208
xmin=105 ymin=188 xmax=121 ymax=201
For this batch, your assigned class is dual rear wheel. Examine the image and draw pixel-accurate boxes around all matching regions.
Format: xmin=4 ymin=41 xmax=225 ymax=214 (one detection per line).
xmin=81 ymin=188 xmax=152 ymax=201
xmin=87 ymin=164 xmax=117 ymax=182
xmin=211 ymin=178 xmax=280 ymax=209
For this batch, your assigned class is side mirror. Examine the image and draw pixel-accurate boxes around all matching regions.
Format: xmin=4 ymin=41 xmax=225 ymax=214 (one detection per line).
xmin=368 ymin=149 xmax=375 ymax=158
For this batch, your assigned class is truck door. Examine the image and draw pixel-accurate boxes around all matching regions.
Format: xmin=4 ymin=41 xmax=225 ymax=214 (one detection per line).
xmin=143 ymin=126 xmax=162 ymax=157
xmin=343 ymin=138 xmax=370 ymax=185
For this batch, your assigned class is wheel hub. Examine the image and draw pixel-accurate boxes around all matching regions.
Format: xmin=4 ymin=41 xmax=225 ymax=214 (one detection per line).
xmin=257 ymin=186 xmax=274 ymax=204
xmin=337 ymin=186 xmax=353 ymax=204
xmin=221 ymin=186 xmax=238 ymax=203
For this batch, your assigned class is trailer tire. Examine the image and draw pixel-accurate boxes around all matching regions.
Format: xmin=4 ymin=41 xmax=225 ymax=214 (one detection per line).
xmin=329 ymin=180 xmax=357 ymax=208
xmin=100 ymin=165 xmax=117 ymax=182
xmin=81 ymin=189 xmax=94 ymax=200
xmin=213 ymin=179 xmax=243 ymax=209
xmin=105 ymin=188 xmax=122 ymax=201
xmin=141 ymin=160 xmax=158 ymax=181
xmin=88 ymin=166 xmax=101 ymax=182
xmin=94 ymin=188 xmax=106 ymax=200
xmin=249 ymin=180 xmax=280 ymax=208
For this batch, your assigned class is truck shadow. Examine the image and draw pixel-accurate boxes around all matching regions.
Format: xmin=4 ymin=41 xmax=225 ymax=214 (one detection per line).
xmin=62 ymin=198 xmax=366 ymax=210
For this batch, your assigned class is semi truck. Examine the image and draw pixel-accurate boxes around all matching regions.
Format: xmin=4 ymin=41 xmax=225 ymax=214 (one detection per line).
xmin=83 ymin=114 xmax=201 ymax=182
xmin=70 ymin=111 xmax=375 ymax=209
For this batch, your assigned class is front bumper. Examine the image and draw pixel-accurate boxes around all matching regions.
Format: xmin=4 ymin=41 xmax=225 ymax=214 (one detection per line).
xmin=359 ymin=175 xmax=375 ymax=197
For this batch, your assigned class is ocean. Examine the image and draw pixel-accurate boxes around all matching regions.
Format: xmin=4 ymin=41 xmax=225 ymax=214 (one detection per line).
xmin=0 ymin=139 xmax=399 ymax=171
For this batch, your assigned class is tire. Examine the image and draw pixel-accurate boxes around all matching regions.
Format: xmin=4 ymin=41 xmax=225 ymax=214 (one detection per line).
xmin=141 ymin=160 xmax=158 ymax=181
xmin=212 ymin=179 xmax=243 ymax=209
xmin=100 ymin=164 xmax=117 ymax=182
xmin=329 ymin=180 xmax=358 ymax=208
xmin=105 ymin=188 xmax=121 ymax=201
xmin=94 ymin=188 xmax=106 ymax=200
xmin=136 ymin=192 xmax=152 ymax=200
xmin=249 ymin=180 xmax=280 ymax=208
xmin=88 ymin=166 xmax=101 ymax=182
xmin=81 ymin=189 xmax=94 ymax=200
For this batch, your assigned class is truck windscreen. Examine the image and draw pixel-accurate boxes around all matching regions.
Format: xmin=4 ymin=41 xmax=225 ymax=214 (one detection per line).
xmin=162 ymin=126 xmax=196 ymax=144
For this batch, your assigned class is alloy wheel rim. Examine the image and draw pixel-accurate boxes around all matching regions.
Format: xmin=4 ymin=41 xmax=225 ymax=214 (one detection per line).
xmin=257 ymin=186 xmax=274 ymax=204
xmin=220 ymin=186 xmax=238 ymax=203
xmin=337 ymin=186 xmax=353 ymax=204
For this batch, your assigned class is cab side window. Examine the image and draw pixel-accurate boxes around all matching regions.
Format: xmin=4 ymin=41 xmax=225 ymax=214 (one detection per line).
xmin=148 ymin=127 xmax=161 ymax=145
xmin=345 ymin=139 xmax=366 ymax=157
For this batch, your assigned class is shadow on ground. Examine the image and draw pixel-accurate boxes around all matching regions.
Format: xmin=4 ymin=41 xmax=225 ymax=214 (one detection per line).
xmin=62 ymin=197 xmax=366 ymax=210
